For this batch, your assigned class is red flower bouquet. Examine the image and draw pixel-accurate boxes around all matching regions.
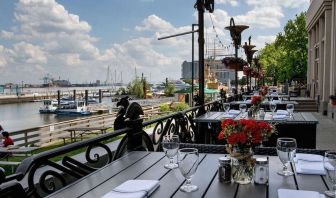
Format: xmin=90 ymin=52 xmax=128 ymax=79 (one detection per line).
xmin=218 ymin=119 xmax=275 ymax=184
xmin=251 ymin=96 xmax=263 ymax=106
xmin=218 ymin=119 xmax=274 ymax=148
xmin=259 ymin=86 xmax=268 ymax=97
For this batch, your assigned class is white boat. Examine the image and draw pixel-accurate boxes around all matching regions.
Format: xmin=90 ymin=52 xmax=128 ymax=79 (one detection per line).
xmin=39 ymin=99 xmax=58 ymax=113
xmin=55 ymin=101 xmax=91 ymax=116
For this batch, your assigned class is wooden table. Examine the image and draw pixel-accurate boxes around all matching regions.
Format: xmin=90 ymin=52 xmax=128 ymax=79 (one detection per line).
xmin=194 ymin=112 xmax=318 ymax=148
xmin=46 ymin=151 xmax=330 ymax=198
xmin=65 ymin=127 xmax=109 ymax=142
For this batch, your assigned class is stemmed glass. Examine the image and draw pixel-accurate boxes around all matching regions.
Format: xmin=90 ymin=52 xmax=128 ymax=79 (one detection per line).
xmin=178 ymin=148 xmax=199 ymax=192
xmin=286 ymin=104 xmax=294 ymax=119
xmin=276 ymin=137 xmax=297 ymax=176
xmin=323 ymin=151 xmax=336 ymax=197
xmin=224 ymin=103 xmax=230 ymax=113
xmin=270 ymin=102 xmax=277 ymax=116
xmin=162 ymin=135 xmax=179 ymax=169
xmin=239 ymin=104 xmax=247 ymax=113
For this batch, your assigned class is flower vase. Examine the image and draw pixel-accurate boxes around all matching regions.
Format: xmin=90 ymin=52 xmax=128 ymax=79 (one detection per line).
xmin=231 ymin=148 xmax=255 ymax=184
xmin=252 ymin=105 xmax=260 ymax=118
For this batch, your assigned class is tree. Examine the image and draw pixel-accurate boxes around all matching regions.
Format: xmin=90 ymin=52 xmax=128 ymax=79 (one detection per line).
xmin=164 ymin=83 xmax=175 ymax=96
xmin=259 ymin=12 xmax=308 ymax=84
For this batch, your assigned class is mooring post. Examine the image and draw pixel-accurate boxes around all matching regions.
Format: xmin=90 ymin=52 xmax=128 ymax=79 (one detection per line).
xmin=85 ymin=90 xmax=88 ymax=106
xmin=57 ymin=90 xmax=60 ymax=108
xmin=73 ymin=89 xmax=76 ymax=101
xmin=99 ymin=89 xmax=102 ymax=103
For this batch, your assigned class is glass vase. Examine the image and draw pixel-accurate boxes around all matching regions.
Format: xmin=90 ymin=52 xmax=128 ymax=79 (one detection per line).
xmin=231 ymin=147 xmax=255 ymax=184
xmin=252 ymin=105 xmax=260 ymax=119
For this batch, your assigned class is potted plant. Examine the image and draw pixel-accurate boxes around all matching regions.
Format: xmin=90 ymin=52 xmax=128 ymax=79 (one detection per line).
xmin=222 ymin=57 xmax=248 ymax=71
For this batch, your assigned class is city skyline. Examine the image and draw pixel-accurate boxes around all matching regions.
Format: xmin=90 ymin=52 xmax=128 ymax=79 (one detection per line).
xmin=0 ymin=0 xmax=309 ymax=84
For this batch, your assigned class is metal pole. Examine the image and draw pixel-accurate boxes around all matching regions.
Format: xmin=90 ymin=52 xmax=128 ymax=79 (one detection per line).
xmin=235 ymin=47 xmax=238 ymax=95
xmin=192 ymin=24 xmax=198 ymax=107
xmin=158 ymin=30 xmax=199 ymax=40
xmin=57 ymin=90 xmax=60 ymax=108
xmin=196 ymin=0 xmax=205 ymax=106
xmin=85 ymin=90 xmax=88 ymax=106
xmin=99 ymin=89 xmax=102 ymax=103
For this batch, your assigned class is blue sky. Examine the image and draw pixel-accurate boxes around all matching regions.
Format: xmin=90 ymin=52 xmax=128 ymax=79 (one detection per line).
xmin=0 ymin=0 xmax=309 ymax=84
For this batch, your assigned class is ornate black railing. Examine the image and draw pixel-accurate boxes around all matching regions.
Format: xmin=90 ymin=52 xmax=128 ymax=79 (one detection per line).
xmin=0 ymin=99 xmax=224 ymax=198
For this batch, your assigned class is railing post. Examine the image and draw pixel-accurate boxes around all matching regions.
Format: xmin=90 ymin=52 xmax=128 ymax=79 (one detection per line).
xmin=24 ymin=131 xmax=28 ymax=147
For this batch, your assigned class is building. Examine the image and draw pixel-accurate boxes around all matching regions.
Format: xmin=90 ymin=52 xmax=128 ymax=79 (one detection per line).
xmin=181 ymin=60 xmax=235 ymax=85
xmin=306 ymin=0 xmax=336 ymax=114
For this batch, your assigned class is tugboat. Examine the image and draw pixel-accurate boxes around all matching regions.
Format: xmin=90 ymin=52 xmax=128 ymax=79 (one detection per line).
xmin=55 ymin=101 xmax=91 ymax=116
xmin=39 ymin=99 xmax=58 ymax=113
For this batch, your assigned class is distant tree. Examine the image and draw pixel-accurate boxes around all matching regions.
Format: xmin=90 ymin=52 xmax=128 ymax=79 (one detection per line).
xmin=259 ymin=12 xmax=308 ymax=84
xmin=128 ymin=78 xmax=144 ymax=98
xmin=164 ymin=83 xmax=175 ymax=97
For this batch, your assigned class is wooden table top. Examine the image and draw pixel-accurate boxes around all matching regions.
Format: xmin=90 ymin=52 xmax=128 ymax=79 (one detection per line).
xmin=194 ymin=111 xmax=318 ymax=124
xmin=47 ymin=151 xmax=330 ymax=198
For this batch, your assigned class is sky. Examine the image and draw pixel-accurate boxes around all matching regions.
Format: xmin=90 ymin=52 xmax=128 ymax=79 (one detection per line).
xmin=0 ymin=0 xmax=310 ymax=84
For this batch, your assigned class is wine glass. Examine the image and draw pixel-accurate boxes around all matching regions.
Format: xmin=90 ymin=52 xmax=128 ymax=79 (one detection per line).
xmin=269 ymin=102 xmax=277 ymax=116
xmin=162 ymin=135 xmax=179 ymax=169
xmin=224 ymin=103 xmax=230 ymax=113
xmin=276 ymin=138 xmax=297 ymax=176
xmin=178 ymin=148 xmax=199 ymax=192
xmin=286 ymin=104 xmax=294 ymax=119
xmin=323 ymin=151 xmax=336 ymax=197
xmin=239 ymin=104 xmax=247 ymax=113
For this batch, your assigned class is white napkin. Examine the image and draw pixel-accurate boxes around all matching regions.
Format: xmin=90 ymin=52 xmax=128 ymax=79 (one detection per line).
xmin=294 ymin=154 xmax=323 ymax=162
xmin=294 ymin=154 xmax=325 ymax=175
xmin=272 ymin=100 xmax=281 ymax=104
xmin=101 ymin=180 xmax=160 ymax=198
xmin=221 ymin=114 xmax=236 ymax=119
xmin=276 ymin=110 xmax=289 ymax=115
xmin=229 ymin=110 xmax=241 ymax=115
xmin=278 ymin=189 xmax=325 ymax=198
xmin=272 ymin=114 xmax=287 ymax=120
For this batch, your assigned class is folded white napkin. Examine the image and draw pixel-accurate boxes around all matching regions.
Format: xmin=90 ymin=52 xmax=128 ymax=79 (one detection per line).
xmin=294 ymin=154 xmax=325 ymax=175
xmin=272 ymin=114 xmax=287 ymax=120
xmin=229 ymin=110 xmax=241 ymax=115
xmin=276 ymin=110 xmax=289 ymax=115
xmin=278 ymin=189 xmax=326 ymax=198
xmin=221 ymin=114 xmax=236 ymax=119
xmin=272 ymin=100 xmax=281 ymax=104
xmin=294 ymin=154 xmax=323 ymax=162
xmin=101 ymin=180 xmax=160 ymax=198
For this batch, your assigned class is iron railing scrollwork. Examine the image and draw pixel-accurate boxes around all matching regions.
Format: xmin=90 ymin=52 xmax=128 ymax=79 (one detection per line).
xmin=0 ymin=99 xmax=224 ymax=197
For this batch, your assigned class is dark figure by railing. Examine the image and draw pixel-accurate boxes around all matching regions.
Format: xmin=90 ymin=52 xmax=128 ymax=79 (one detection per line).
xmin=113 ymin=96 xmax=129 ymax=130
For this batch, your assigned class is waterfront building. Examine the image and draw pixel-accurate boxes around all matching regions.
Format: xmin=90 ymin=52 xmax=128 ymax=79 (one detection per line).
xmin=181 ymin=60 xmax=235 ymax=86
xmin=306 ymin=0 xmax=336 ymax=115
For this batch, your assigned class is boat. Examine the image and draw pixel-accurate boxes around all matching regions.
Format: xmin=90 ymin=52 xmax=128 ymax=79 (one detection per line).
xmin=55 ymin=101 xmax=91 ymax=116
xmin=39 ymin=99 xmax=58 ymax=113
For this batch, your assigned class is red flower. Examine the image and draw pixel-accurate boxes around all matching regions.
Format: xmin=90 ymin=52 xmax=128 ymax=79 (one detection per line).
xmin=219 ymin=118 xmax=275 ymax=147
xmin=251 ymin=96 xmax=262 ymax=105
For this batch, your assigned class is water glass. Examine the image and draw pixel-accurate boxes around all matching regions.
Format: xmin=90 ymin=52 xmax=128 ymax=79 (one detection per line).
xmin=324 ymin=151 xmax=336 ymax=197
xmin=224 ymin=103 xmax=230 ymax=113
xmin=162 ymin=135 xmax=179 ymax=169
xmin=269 ymin=102 xmax=277 ymax=115
xmin=276 ymin=137 xmax=297 ymax=176
xmin=286 ymin=104 xmax=294 ymax=119
xmin=239 ymin=104 xmax=247 ymax=113
xmin=178 ymin=148 xmax=199 ymax=192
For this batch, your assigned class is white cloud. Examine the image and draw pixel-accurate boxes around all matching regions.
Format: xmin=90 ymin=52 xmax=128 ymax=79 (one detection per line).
xmin=246 ymin=0 xmax=309 ymax=8
xmin=0 ymin=45 xmax=8 ymax=68
xmin=216 ymin=0 xmax=238 ymax=6
xmin=254 ymin=35 xmax=277 ymax=49
xmin=12 ymin=42 xmax=47 ymax=64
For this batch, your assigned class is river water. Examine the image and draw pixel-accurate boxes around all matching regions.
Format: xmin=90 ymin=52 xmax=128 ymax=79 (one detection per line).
xmin=0 ymin=97 xmax=113 ymax=132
